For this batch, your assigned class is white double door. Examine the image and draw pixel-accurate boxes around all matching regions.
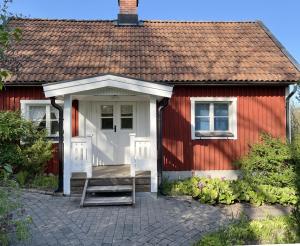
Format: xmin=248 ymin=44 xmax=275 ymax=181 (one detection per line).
xmin=92 ymin=102 xmax=136 ymax=165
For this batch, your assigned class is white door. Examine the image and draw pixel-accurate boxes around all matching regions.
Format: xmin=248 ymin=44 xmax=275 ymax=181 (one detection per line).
xmin=93 ymin=102 xmax=136 ymax=165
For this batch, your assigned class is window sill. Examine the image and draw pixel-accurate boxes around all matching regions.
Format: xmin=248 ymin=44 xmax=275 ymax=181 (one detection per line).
xmin=47 ymin=136 xmax=59 ymax=143
xmin=193 ymin=131 xmax=236 ymax=140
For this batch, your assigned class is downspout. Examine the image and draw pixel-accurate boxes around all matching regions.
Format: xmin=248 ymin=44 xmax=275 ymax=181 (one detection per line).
xmin=286 ymin=84 xmax=297 ymax=143
xmin=157 ymin=98 xmax=169 ymax=191
xmin=50 ymin=97 xmax=64 ymax=193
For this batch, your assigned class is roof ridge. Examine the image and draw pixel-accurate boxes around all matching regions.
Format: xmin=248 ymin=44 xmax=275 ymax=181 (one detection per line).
xmin=10 ymin=17 xmax=258 ymax=24
xmin=143 ymin=20 xmax=257 ymax=24
xmin=9 ymin=17 xmax=114 ymax=22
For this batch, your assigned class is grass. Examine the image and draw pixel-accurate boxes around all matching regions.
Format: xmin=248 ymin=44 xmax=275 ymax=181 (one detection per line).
xmin=27 ymin=175 xmax=58 ymax=190
xmin=0 ymin=180 xmax=31 ymax=246
xmin=195 ymin=215 xmax=300 ymax=246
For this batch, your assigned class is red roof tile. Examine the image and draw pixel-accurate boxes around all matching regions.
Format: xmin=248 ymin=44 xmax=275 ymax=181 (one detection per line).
xmin=4 ymin=18 xmax=300 ymax=85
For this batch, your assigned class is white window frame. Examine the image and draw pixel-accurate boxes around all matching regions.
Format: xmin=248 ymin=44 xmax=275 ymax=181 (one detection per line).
xmin=20 ymin=100 xmax=63 ymax=138
xmin=190 ymin=97 xmax=237 ymax=140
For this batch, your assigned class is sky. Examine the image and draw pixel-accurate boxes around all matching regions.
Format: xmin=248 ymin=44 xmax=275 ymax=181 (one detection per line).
xmin=7 ymin=0 xmax=300 ymax=64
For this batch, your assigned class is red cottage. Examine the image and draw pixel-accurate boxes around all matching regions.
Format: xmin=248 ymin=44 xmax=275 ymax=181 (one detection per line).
xmin=1 ymin=0 xmax=299 ymax=204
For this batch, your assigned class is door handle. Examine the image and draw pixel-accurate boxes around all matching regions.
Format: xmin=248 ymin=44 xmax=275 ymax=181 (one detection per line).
xmin=114 ymin=125 xmax=116 ymax=132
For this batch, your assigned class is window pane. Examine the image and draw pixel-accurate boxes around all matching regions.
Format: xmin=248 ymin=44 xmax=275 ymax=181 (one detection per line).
xmin=195 ymin=103 xmax=209 ymax=117
xmin=214 ymin=104 xmax=228 ymax=117
xmin=50 ymin=121 xmax=59 ymax=135
xmin=50 ymin=106 xmax=59 ymax=120
xmin=101 ymin=105 xmax=113 ymax=117
xmin=101 ymin=118 xmax=113 ymax=129
xmin=29 ymin=106 xmax=46 ymax=122
xmin=37 ymin=120 xmax=46 ymax=131
xmin=214 ymin=117 xmax=229 ymax=131
xmin=195 ymin=117 xmax=210 ymax=131
xmin=29 ymin=106 xmax=47 ymax=130
xmin=121 ymin=105 xmax=133 ymax=117
xmin=121 ymin=118 xmax=133 ymax=129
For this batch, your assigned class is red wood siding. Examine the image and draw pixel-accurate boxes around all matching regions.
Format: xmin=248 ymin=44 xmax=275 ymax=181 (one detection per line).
xmin=1 ymin=85 xmax=287 ymax=173
xmin=162 ymin=86 xmax=287 ymax=171
xmin=72 ymin=100 xmax=79 ymax=137
xmin=0 ymin=86 xmax=79 ymax=174
xmin=45 ymin=143 xmax=59 ymax=174
xmin=0 ymin=86 xmax=45 ymax=110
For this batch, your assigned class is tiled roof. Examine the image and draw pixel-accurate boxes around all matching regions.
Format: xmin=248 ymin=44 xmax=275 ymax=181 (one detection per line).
xmin=4 ymin=18 xmax=300 ymax=85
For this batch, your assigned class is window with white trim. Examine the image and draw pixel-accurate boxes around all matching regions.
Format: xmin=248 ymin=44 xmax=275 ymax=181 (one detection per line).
xmin=20 ymin=100 xmax=63 ymax=137
xmin=191 ymin=97 xmax=237 ymax=139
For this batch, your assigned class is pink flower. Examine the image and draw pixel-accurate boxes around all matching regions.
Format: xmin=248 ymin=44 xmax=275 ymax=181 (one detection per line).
xmin=198 ymin=181 xmax=205 ymax=189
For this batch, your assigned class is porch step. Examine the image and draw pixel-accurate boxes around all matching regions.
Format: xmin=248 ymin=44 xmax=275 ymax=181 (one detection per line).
xmin=89 ymin=178 xmax=133 ymax=186
xmin=80 ymin=178 xmax=135 ymax=207
xmin=71 ymin=170 xmax=151 ymax=196
xmin=86 ymin=185 xmax=133 ymax=193
xmin=83 ymin=196 xmax=133 ymax=206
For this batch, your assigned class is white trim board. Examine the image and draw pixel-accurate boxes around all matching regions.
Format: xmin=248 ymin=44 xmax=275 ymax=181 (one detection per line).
xmin=43 ymin=75 xmax=173 ymax=98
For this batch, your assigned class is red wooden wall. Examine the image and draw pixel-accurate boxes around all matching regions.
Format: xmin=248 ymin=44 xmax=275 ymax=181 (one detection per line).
xmin=0 ymin=86 xmax=79 ymax=174
xmin=162 ymin=86 xmax=287 ymax=171
xmin=1 ymin=85 xmax=287 ymax=173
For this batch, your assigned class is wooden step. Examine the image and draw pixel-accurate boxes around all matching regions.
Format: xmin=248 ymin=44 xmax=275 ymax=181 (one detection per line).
xmin=135 ymin=177 xmax=151 ymax=185
xmin=136 ymin=184 xmax=151 ymax=192
xmin=83 ymin=196 xmax=133 ymax=206
xmin=86 ymin=185 xmax=133 ymax=193
xmin=89 ymin=177 xmax=133 ymax=186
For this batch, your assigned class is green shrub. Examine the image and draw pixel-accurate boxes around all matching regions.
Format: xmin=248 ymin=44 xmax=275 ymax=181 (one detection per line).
xmin=15 ymin=171 xmax=29 ymax=186
xmin=290 ymin=134 xmax=300 ymax=236
xmin=161 ymin=177 xmax=194 ymax=196
xmin=237 ymin=133 xmax=296 ymax=188
xmin=162 ymin=135 xmax=298 ymax=206
xmin=196 ymin=215 xmax=299 ymax=246
xmin=161 ymin=177 xmax=298 ymax=206
xmin=0 ymin=111 xmax=53 ymax=182
xmin=196 ymin=178 xmax=238 ymax=205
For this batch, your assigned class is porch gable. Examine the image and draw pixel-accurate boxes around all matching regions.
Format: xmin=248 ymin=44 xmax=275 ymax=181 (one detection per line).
xmin=43 ymin=74 xmax=173 ymax=98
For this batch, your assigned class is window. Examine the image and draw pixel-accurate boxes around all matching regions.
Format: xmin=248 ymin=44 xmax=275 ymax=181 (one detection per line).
xmin=120 ymin=105 xmax=133 ymax=129
xmin=191 ymin=97 xmax=237 ymax=139
xmin=101 ymin=105 xmax=114 ymax=130
xmin=20 ymin=100 xmax=62 ymax=137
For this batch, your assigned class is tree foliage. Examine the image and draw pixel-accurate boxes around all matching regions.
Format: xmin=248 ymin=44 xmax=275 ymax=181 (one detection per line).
xmin=0 ymin=0 xmax=22 ymax=89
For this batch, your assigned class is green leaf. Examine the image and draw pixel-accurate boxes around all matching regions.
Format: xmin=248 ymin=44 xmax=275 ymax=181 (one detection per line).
xmin=4 ymin=164 xmax=13 ymax=173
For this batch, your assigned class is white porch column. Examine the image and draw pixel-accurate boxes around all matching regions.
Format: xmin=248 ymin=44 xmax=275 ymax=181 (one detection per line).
xmin=149 ymin=97 xmax=158 ymax=192
xmin=63 ymin=94 xmax=72 ymax=195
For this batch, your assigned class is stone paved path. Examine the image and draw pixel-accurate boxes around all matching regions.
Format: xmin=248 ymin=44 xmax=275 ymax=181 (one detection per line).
xmin=13 ymin=192 xmax=291 ymax=246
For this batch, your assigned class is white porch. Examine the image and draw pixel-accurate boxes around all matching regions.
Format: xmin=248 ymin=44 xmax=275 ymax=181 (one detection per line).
xmin=43 ymin=75 xmax=173 ymax=195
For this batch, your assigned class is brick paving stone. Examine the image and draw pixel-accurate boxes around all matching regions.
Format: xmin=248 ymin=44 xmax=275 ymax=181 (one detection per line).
xmin=12 ymin=192 xmax=290 ymax=246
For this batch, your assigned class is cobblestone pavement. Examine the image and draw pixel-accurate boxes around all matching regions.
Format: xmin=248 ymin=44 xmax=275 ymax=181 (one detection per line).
xmin=13 ymin=192 xmax=290 ymax=246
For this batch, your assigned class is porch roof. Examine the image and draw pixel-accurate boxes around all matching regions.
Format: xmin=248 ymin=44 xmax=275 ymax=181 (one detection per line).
xmin=43 ymin=74 xmax=173 ymax=98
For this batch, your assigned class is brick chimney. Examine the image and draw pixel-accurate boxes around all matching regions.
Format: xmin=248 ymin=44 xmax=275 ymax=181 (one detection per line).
xmin=118 ymin=0 xmax=139 ymax=25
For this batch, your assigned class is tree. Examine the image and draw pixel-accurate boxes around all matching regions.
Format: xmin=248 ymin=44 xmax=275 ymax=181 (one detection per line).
xmin=0 ymin=0 xmax=21 ymax=89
